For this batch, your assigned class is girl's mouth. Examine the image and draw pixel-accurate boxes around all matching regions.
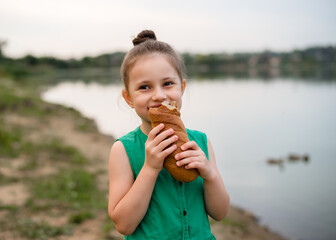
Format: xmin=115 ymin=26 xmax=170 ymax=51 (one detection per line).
xmin=148 ymin=104 xmax=162 ymax=109
xmin=148 ymin=101 xmax=173 ymax=110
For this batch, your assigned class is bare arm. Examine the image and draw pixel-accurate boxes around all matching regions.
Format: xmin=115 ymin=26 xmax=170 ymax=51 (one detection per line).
xmin=203 ymin=139 xmax=230 ymax=220
xmin=108 ymin=141 xmax=158 ymax=235
xmin=108 ymin=124 xmax=178 ymax=235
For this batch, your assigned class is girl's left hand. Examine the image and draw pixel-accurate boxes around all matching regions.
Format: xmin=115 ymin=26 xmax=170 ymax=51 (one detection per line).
xmin=175 ymin=141 xmax=216 ymax=180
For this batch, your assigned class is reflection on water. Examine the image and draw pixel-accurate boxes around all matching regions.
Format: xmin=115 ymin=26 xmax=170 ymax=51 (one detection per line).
xmin=42 ymin=78 xmax=336 ymax=240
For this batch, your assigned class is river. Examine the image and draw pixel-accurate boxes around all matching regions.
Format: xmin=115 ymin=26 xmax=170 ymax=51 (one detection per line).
xmin=42 ymin=78 xmax=336 ymax=240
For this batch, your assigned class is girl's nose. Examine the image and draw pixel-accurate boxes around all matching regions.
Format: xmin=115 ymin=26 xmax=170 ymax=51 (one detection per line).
xmin=152 ymin=87 xmax=166 ymax=101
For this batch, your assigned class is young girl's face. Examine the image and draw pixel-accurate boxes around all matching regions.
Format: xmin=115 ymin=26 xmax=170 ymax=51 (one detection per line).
xmin=123 ymin=54 xmax=186 ymax=126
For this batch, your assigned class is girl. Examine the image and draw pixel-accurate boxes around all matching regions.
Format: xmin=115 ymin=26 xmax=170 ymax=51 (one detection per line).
xmin=108 ymin=30 xmax=230 ymax=240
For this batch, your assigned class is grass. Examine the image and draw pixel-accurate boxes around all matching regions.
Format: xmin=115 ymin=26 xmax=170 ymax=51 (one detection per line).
xmin=0 ymin=172 xmax=18 ymax=185
xmin=75 ymin=117 xmax=98 ymax=132
xmin=0 ymin=118 xmax=23 ymax=158
xmin=0 ymin=83 xmax=44 ymax=116
xmin=0 ymin=78 xmax=67 ymax=120
xmin=19 ymin=159 xmax=38 ymax=171
xmin=40 ymin=138 xmax=87 ymax=164
xmin=102 ymin=214 xmax=115 ymax=234
xmin=0 ymin=121 xmax=86 ymax=168
xmin=0 ymin=132 xmax=88 ymax=171
xmin=0 ymin=204 xmax=19 ymax=213
xmin=69 ymin=211 xmax=95 ymax=224
xmin=23 ymin=198 xmax=55 ymax=212
xmin=63 ymin=106 xmax=98 ymax=133
xmin=220 ymin=217 xmax=247 ymax=232
xmin=31 ymin=168 xmax=106 ymax=209
xmin=17 ymin=218 xmax=72 ymax=240
xmin=0 ymin=119 xmax=44 ymax=161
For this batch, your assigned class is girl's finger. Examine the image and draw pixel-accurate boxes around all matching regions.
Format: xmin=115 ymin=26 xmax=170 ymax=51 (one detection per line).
xmin=175 ymin=150 xmax=199 ymax=160
xmin=148 ymin=123 xmax=165 ymax=141
xmin=176 ymin=157 xmax=198 ymax=167
xmin=152 ymin=128 xmax=175 ymax=145
xmin=185 ymin=162 xmax=202 ymax=169
xmin=160 ymin=144 xmax=177 ymax=159
xmin=180 ymin=141 xmax=199 ymax=151
xmin=158 ymin=135 xmax=178 ymax=151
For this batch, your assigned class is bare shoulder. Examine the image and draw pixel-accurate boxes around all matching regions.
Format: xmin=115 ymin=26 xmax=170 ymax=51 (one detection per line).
xmin=109 ymin=140 xmax=127 ymax=160
xmin=110 ymin=140 xmax=126 ymax=154
xmin=109 ymin=141 xmax=133 ymax=180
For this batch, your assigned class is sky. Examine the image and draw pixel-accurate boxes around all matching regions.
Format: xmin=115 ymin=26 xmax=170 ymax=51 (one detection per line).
xmin=0 ymin=0 xmax=335 ymax=58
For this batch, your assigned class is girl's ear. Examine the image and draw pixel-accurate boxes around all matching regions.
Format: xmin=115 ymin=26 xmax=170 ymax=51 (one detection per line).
xmin=181 ymin=79 xmax=187 ymax=95
xmin=122 ymin=89 xmax=134 ymax=108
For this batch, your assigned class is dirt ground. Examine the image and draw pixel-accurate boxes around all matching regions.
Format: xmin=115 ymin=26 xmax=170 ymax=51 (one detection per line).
xmin=0 ymin=101 xmax=288 ymax=240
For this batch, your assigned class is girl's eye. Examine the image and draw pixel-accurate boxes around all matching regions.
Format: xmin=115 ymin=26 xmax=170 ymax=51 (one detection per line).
xmin=164 ymin=81 xmax=174 ymax=86
xmin=139 ymin=85 xmax=149 ymax=90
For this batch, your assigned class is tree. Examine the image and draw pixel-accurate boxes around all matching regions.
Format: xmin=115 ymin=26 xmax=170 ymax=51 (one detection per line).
xmin=0 ymin=39 xmax=7 ymax=58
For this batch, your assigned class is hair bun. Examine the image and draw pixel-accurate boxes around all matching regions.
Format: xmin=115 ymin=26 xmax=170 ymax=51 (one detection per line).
xmin=132 ymin=30 xmax=157 ymax=46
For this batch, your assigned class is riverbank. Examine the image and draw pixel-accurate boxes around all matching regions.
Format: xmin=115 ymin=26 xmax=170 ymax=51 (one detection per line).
xmin=0 ymin=78 xmax=288 ymax=240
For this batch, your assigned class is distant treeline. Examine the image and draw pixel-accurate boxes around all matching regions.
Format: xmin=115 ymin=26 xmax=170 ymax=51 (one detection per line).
xmin=1 ymin=45 xmax=336 ymax=81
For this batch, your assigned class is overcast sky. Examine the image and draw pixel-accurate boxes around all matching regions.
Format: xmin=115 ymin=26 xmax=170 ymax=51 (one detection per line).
xmin=1 ymin=0 xmax=335 ymax=58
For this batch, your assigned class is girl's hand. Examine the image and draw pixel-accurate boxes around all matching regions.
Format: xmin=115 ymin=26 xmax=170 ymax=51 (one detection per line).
xmin=175 ymin=141 xmax=216 ymax=180
xmin=144 ymin=124 xmax=178 ymax=173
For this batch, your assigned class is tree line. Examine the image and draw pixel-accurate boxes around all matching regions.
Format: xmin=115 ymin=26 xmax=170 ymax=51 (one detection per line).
xmin=1 ymin=43 xmax=335 ymax=81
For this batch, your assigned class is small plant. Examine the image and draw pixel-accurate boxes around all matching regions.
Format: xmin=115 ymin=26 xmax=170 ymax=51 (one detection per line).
xmin=69 ymin=211 xmax=94 ymax=224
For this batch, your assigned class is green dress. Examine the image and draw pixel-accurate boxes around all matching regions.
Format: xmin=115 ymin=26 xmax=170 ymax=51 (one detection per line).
xmin=117 ymin=126 xmax=216 ymax=240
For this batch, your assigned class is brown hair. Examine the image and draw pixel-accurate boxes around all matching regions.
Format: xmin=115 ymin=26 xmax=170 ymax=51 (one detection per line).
xmin=121 ymin=30 xmax=186 ymax=91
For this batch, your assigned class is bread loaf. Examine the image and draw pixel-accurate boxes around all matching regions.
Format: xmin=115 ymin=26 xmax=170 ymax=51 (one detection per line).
xmin=148 ymin=101 xmax=199 ymax=182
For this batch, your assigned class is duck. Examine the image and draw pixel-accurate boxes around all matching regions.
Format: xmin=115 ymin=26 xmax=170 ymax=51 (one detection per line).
xmin=302 ymin=154 xmax=310 ymax=162
xmin=288 ymin=153 xmax=310 ymax=163
xmin=267 ymin=158 xmax=284 ymax=165
xmin=288 ymin=154 xmax=301 ymax=161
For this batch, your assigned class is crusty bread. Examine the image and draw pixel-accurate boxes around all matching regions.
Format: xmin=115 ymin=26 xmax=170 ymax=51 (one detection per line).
xmin=148 ymin=101 xmax=199 ymax=182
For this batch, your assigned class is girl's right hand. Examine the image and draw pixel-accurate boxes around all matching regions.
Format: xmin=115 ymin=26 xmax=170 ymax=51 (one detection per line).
xmin=144 ymin=124 xmax=178 ymax=173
